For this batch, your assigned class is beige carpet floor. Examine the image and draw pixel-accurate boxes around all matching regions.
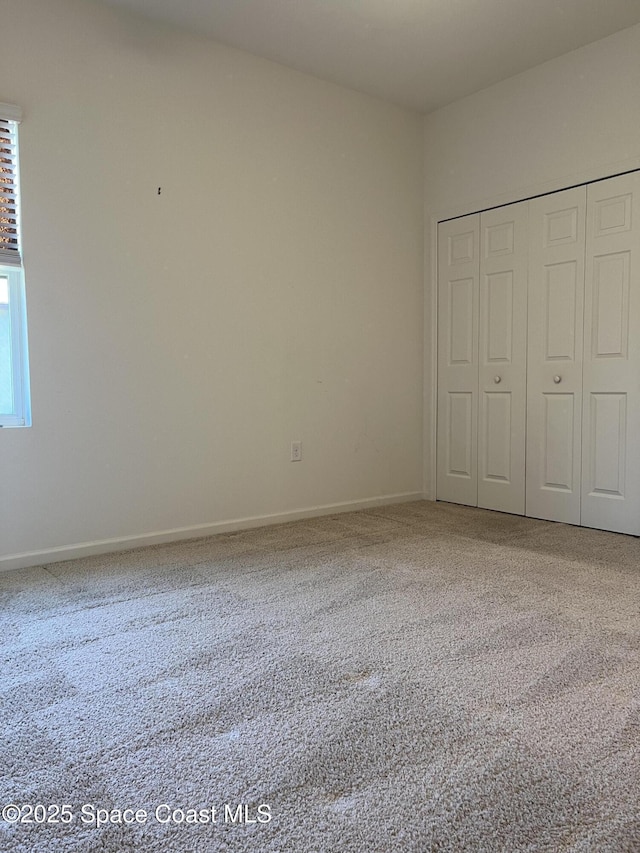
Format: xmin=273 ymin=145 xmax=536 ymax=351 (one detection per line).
xmin=2 ymin=500 xmax=640 ymax=852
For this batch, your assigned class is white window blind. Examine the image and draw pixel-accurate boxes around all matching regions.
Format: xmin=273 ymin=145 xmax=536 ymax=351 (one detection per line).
xmin=0 ymin=103 xmax=23 ymax=268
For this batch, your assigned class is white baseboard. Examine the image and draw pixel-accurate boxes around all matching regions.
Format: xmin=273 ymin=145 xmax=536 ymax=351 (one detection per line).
xmin=0 ymin=492 xmax=425 ymax=573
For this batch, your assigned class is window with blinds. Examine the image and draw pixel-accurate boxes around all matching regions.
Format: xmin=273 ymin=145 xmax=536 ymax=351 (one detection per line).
xmin=0 ymin=108 xmax=21 ymax=267
xmin=0 ymin=102 xmax=30 ymax=427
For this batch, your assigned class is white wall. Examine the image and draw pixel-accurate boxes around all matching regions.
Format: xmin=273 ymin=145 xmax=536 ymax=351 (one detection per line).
xmin=1 ymin=0 xmax=424 ymax=568
xmin=423 ymin=24 xmax=640 ymax=496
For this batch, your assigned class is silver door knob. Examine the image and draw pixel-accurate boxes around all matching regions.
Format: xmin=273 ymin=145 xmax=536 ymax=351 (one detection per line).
xmin=553 ymin=375 xmax=562 ymax=384
xmin=494 ymin=375 xmax=501 ymax=384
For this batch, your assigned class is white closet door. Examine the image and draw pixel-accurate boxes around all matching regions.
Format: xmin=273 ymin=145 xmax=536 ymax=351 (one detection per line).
xmin=581 ymin=172 xmax=640 ymax=534
xmin=526 ymin=187 xmax=586 ymax=524
xmin=478 ymin=203 xmax=528 ymax=514
xmin=437 ymin=214 xmax=480 ymax=506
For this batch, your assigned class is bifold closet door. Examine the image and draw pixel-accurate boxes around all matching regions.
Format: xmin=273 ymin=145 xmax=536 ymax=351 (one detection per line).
xmin=526 ymin=187 xmax=586 ymax=525
xmin=477 ymin=203 xmax=528 ymax=514
xmin=437 ymin=214 xmax=479 ymax=506
xmin=581 ymin=172 xmax=640 ymax=535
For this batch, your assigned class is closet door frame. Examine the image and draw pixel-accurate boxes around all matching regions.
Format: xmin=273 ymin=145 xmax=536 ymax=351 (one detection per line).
xmin=431 ymin=164 xmax=640 ymax=535
xmin=427 ymin=157 xmax=640 ymax=504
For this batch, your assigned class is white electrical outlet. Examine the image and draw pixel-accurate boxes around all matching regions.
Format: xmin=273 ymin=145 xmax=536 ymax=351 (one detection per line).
xmin=291 ymin=441 xmax=302 ymax=462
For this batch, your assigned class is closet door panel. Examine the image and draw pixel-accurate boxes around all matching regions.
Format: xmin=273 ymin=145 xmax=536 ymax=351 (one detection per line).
xmin=437 ymin=215 xmax=480 ymax=506
xmin=526 ymin=188 xmax=586 ymax=524
xmin=478 ymin=202 xmax=528 ymax=514
xmin=582 ymin=172 xmax=640 ymax=534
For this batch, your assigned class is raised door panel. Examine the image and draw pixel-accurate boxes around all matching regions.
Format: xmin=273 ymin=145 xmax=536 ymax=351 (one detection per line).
xmin=526 ymin=187 xmax=586 ymax=524
xmin=541 ymin=393 xmax=576 ymax=491
xmin=481 ymin=392 xmax=512 ymax=481
xmin=582 ymin=172 xmax=640 ymax=534
xmin=478 ymin=202 xmax=528 ymax=514
xmin=437 ymin=215 xmax=480 ymax=506
xmin=446 ymin=392 xmax=474 ymax=478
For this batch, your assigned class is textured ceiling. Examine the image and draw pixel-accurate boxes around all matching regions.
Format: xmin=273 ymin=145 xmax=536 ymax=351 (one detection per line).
xmin=97 ymin=0 xmax=640 ymax=112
